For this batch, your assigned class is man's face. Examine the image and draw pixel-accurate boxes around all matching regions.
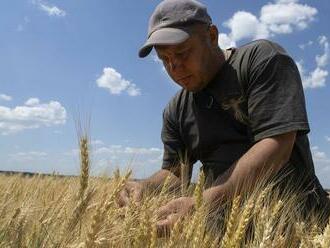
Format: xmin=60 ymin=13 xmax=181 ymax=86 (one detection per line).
xmin=155 ymin=25 xmax=215 ymax=92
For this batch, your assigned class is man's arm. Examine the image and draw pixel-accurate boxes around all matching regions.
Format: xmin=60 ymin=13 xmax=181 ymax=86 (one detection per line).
xmin=142 ymin=168 xmax=182 ymax=192
xmin=118 ymin=164 xmax=192 ymax=207
xmin=203 ymin=131 xmax=297 ymax=208
xmin=154 ymin=131 xmax=297 ymax=234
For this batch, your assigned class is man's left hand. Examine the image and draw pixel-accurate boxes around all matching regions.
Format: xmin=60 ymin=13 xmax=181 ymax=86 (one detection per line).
xmin=156 ymin=196 xmax=195 ymax=236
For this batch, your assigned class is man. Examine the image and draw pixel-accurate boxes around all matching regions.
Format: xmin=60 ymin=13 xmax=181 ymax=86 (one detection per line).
xmin=118 ymin=0 xmax=330 ymax=232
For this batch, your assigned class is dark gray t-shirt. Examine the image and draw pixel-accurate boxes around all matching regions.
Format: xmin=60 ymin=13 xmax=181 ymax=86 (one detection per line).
xmin=161 ymin=39 xmax=324 ymax=192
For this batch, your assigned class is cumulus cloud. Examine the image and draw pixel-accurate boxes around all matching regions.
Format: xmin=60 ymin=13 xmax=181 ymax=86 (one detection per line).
xmin=297 ymin=36 xmax=329 ymax=89
xmin=95 ymin=145 xmax=162 ymax=155
xmin=260 ymin=1 xmax=317 ymax=34
xmin=93 ymin=145 xmax=163 ymax=177
xmin=91 ymin=139 xmax=104 ymax=146
xmin=9 ymin=151 xmax=48 ymax=161
xmin=32 ymin=0 xmax=66 ymax=17
xmin=325 ymin=136 xmax=330 ymax=142
xmin=311 ymin=146 xmax=330 ymax=187
xmin=218 ymin=33 xmax=236 ymax=49
xmin=0 ymin=94 xmax=12 ymax=101
xmin=224 ymin=11 xmax=269 ymax=42
xmin=25 ymin=98 xmax=40 ymax=106
xmin=96 ymin=67 xmax=141 ymax=96
xmin=0 ymin=98 xmax=67 ymax=135
xmin=299 ymin=40 xmax=313 ymax=50
xmin=64 ymin=142 xmax=163 ymax=177
xmin=311 ymin=146 xmax=328 ymax=161
xmin=316 ymin=36 xmax=329 ymax=68
xmin=218 ymin=0 xmax=317 ymax=46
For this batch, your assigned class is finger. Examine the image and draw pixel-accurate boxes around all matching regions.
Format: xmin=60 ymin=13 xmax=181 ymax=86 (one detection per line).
xmin=156 ymin=213 xmax=179 ymax=237
xmin=156 ymin=204 xmax=174 ymax=220
xmin=117 ymin=189 xmax=130 ymax=207
xmin=132 ymin=190 xmax=143 ymax=205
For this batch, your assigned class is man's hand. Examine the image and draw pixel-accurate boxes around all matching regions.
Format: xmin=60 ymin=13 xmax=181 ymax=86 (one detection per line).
xmin=117 ymin=180 xmax=145 ymax=207
xmin=156 ymin=196 xmax=195 ymax=236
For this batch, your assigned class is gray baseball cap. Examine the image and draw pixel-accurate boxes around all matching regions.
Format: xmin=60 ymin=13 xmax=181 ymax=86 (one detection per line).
xmin=138 ymin=0 xmax=212 ymax=58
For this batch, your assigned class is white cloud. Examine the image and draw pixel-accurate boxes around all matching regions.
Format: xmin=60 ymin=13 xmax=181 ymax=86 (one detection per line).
xmin=95 ymin=145 xmax=162 ymax=155
xmin=260 ymin=1 xmax=317 ymax=34
xmin=220 ymin=0 xmax=317 ymax=44
xmin=33 ymin=0 xmax=66 ymax=17
xmin=96 ymin=67 xmax=141 ymax=96
xmin=91 ymin=139 xmax=104 ymax=146
xmin=9 ymin=151 xmax=48 ymax=161
xmin=325 ymin=136 xmax=330 ymax=142
xmin=224 ymin=11 xmax=269 ymax=41
xmin=0 ymin=94 xmax=12 ymax=101
xmin=16 ymin=16 xmax=30 ymax=32
xmin=311 ymin=146 xmax=328 ymax=161
xmin=299 ymin=40 xmax=313 ymax=50
xmin=311 ymin=146 xmax=330 ymax=187
xmin=25 ymin=98 xmax=40 ymax=106
xmin=64 ymin=142 xmax=163 ymax=178
xmin=297 ymin=36 xmax=329 ymax=89
xmin=218 ymin=33 xmax=236 ymax=49
xmin=316 ymin=36 xmax=329 ymax=68
xmin=0 ymin=98 xmax=67 ymax=135
xmin=127 ymin=84 xmax=141 ymax=96
xmin=299 ymin=66 xmax=328 ymax=89
xmin=93 ymin=145 xmax=163 ymax=178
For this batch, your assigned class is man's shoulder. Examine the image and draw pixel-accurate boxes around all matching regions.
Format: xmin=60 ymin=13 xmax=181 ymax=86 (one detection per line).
xmin=238 ymin=39 xmax=287 ymax=53
xmin=234 ymin=39 xmax=290 ymax=64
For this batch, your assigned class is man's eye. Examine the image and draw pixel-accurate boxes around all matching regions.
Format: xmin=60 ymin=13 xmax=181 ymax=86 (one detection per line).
xmin=176 ymin=49 xmax=190 ymax=58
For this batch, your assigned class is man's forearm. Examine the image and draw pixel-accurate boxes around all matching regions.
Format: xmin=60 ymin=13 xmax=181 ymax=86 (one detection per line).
xmin=203 ymin=132 xmax=296 ymax=207
xmin=142 ymin=169 xmax=182 ymax=192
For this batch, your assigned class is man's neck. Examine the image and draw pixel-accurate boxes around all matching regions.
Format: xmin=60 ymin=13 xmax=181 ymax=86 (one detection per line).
xmin=205 ymin=49 xmax=227 ymax=85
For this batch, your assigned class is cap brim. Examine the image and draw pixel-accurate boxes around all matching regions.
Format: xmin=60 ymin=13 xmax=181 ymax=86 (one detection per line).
xmin=138 ymin=27 xmax=190 ymax=58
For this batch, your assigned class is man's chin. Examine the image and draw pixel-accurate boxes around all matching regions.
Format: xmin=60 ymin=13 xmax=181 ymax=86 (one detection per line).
xmin=183 ymin=86 xmax=202 ymax=93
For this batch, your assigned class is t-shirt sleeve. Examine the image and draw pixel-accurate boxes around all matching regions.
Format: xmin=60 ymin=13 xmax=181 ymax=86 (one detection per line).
xmin=161 ymin=103 xmax=196 ymax=170
xmin=247 ymin=54 xmax=310 ymax=142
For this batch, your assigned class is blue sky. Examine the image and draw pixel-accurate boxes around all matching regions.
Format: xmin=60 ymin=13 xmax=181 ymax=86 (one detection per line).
xmin=1 ymin=0 xmax=330 ymax=188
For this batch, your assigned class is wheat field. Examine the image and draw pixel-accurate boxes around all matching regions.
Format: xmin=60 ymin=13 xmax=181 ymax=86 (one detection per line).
xmin=0 ymin=135 xmax=329 ymax=247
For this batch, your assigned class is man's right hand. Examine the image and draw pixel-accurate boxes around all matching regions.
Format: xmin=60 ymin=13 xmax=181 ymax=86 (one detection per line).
xmin=117 ymin=180 xmax=145 ymax=207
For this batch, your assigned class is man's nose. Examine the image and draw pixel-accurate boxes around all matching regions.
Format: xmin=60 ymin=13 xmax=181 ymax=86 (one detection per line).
xmin=168 ymin=57 xmax=182 ymax=72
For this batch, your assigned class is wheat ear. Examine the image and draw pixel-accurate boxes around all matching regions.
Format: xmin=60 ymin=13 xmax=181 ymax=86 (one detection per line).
xmin=295 ymin=222 xmax=311 ymax=248
xmin=78 ymin=135 xmax=89 ymax=201
xmin=168 ymin=218 xmax=183 ymax=248
xmin=230 ymin=196 xmax=255 ymax=247
xmin=194 ymin=171 xmax=205 ymax=209
xmin=221 ymin=195 xmax=241 ymax=247
xmin=259 ymin=200 xmax=283 ymax=248
xmin=85 ymin=171 xmax=131 ymax=247
xmin=322 ymin=218 xmax=330 ymax=248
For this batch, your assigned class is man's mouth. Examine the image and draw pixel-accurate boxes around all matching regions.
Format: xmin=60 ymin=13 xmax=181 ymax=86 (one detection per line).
xmin=178 ymin=75 xmax=191 ymax=81
xmin=177 ymin=75 xmax=192 ymax=85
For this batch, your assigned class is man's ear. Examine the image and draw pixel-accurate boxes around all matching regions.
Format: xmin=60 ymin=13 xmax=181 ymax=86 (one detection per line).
xmin=209 ymin=24 xmax=219 ymax=47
